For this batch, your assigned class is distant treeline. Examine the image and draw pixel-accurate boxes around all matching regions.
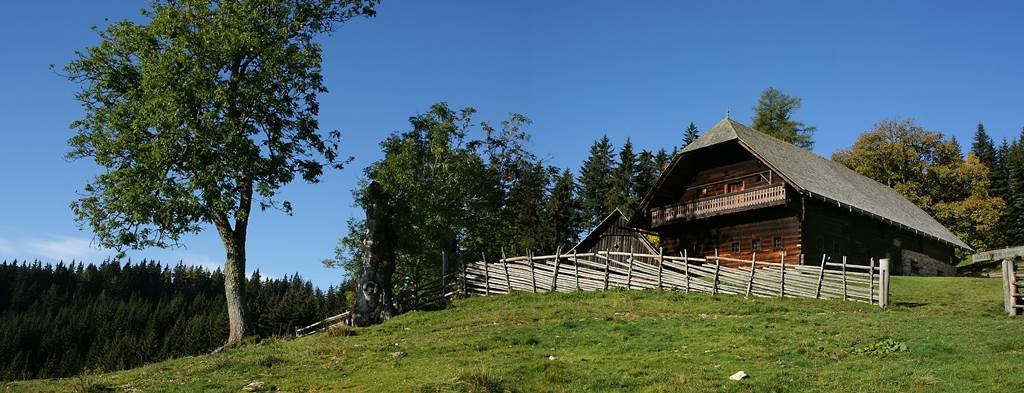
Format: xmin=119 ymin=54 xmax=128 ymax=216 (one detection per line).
xmin=0 ymin=260 xmax=349 ymax=381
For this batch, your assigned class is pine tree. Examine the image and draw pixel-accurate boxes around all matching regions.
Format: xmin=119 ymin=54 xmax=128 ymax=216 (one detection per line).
xmin=545 ymin=169 xmax=582 ymax=251
xmin=751 ymin=87 xmax=815 ymax=149
xmin=971 ymin=122 xmax=997 ymax=169
xmin=504 ymin=162 xmax=551 ymax=253
xmin=608 ymin=138 xmax=637 ymax=215
xmin=633 ymin=150 xmax=659 ymax=211
xmin=578 ymin=136 xmax=616 ymax=227
xmin=682 ymin=122 xmax=700 ymax=148
xmin=1005 ymin=133 xmax=1024 ymax=245
xmin=654 ymin=148 xmax=672 ymax=174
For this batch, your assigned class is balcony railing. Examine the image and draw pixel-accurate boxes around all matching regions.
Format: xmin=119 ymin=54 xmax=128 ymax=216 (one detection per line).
xmin=650 ymin=185 xmax=786 ymax=227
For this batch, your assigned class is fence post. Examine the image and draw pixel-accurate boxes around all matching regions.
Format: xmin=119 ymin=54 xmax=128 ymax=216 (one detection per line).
xmin=482 ymin=252 xmax=490 ymax=296
xmin=603 ymin=249 xmax=611 ymax=291
xmin=841 ymin=256 xmax=848 ymax=301
xmin=460 ymin=252 xmax=467 ymax=296
xmin=573 ymin=249 xmax=580 ymax=291
xmin=879 ymin=258 xmax=890 ymax=309
xmin=1003 ymin=259 xmax=1012 ymax=315
xmin=550 ymin=246 xmax=562 ymax=292
xmin=746 ymin=252 xmax=757 ymax=297
xmin=529 ymin=250 xmax=537 ymax=293
xmin=869 ymin=257 xmax=875 ymax=305
xmin=658 ymin=247 xmax=664 ymax=290
xmin=501 ymin=248 xmax=511 ymax=293
xmin=779 ymin=252 xmax=785 ymax=298
xmin=442 ymin=251 xmax=448 ymax=296
xmin=712 ymin=249 xmax=721 ymax=296
xmin=815 ymin=254 xmax=827 ymax=299
xmin=626 ymin=245 xmax=634 ymax=290
xmin=682 ymin=249 xmax=690 ymax=293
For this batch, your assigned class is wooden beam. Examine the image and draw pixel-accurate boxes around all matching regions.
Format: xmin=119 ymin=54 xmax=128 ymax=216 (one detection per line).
xmin=550 ymin=246 xmax=562 ymax=292
xmin=746 ymin=252 xmax=757 ymax=296
xmin=815 ymin=254 xmax=827 ymax=299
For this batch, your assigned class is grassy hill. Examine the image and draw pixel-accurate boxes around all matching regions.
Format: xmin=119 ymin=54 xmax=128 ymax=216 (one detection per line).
xmin=8 ymin=277 xmax=1022 ymax=392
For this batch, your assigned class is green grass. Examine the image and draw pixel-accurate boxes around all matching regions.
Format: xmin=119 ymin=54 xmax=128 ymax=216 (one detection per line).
xmin=8 ymin=277 xmax=1022 ymax=392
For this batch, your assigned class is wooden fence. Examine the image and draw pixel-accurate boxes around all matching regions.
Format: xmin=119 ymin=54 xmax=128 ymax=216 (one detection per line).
xmin=1003 ymin=259 xmax=1022 ymax=316
xmin=295 ymin=311 xmax=352 ymax=337
xmin=463 ymin=249 xmax=890 ymax=308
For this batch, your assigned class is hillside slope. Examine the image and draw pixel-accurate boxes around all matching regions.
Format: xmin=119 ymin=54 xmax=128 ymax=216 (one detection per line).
xmin=9 ymin=277 xmax=1023 ymax=392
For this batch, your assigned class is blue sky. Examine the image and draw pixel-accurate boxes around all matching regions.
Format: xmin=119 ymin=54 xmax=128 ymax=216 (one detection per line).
xmin=1 ymin=1 xmax=1022 ymax=289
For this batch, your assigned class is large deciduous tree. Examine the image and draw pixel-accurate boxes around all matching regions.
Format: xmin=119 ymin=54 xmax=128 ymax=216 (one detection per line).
xmin=751 ymin=87 xmax=816 ymax=149
xmin=833 ymin=119 xmax=1005 ymax=251
xmin=63 ymin=0 xmax=377 ymax=347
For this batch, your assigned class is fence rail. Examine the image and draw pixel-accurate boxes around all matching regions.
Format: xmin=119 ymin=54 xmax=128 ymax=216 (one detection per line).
xmin=463 ymin=250 xmax=890 ymax=308
xmin=295 ymin=311 xmax=352 ymax=337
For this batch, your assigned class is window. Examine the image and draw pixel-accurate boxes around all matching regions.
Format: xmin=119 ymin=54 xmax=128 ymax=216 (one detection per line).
xmin=773 ymin=236 xmax=783 ymax=250
xmin=751 ymin=239 xmax=762 ymax=252
xmin=727 ymin=181 xmax=744 ymax=193
xmin=730 ymin=242 xmax=740 ymax=253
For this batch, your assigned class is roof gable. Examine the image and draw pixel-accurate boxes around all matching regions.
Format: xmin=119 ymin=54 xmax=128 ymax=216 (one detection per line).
xmin=642 ymin=118 xmax=970 ymax=250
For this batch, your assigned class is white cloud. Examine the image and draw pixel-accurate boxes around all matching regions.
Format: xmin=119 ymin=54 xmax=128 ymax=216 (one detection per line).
xmin=25 ymin=236 xmax=108 ymax=262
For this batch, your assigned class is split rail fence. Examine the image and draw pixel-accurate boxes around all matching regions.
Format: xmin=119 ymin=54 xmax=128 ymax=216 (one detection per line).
xmin=463 ymin=250 xmax=890 ymax=308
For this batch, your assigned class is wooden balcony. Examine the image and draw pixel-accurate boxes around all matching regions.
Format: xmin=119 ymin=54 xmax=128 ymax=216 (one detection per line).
xmin=650 ymin=185 xmax=786 ymax=227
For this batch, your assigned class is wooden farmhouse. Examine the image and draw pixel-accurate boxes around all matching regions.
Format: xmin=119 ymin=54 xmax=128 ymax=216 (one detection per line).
xmin=628 ymin=118 xmax=970 ymax=276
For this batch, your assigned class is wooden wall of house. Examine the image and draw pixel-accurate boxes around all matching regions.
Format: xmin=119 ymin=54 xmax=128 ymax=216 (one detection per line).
xmin=800 ymin=197 xmax=955 ymax=273
xmin=658 ymin=206 xmax=802 ymax=267
xmin=678 ymin=159 xmax=782 ymax=202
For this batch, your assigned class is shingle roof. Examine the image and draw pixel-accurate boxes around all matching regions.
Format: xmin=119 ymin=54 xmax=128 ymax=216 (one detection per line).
xmin=663 ymin=118 xmax=971 ymax=250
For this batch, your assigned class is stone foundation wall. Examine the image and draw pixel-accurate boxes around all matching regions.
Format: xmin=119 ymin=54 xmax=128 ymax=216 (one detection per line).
xmin=899 ymin=249 xmax=956 ymax=276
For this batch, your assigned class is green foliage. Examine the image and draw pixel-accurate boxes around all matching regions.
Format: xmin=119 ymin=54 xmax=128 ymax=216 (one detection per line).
xmin=751 ymin=87 xmax=815 ymax=149
xmin=18 ymin=277 xmax=1024 ymax=392
xmin=833 ymin=119 xmax=1005 ymax=251
xmin=654 ymin=148 xmax=672 ymax=172
xmin=607 ymin=138 xmax=636 ymax=215
xmin=849 ymin=339 xmax=908 ymax=356
xmin=632 ymin=150 xmax=659 ymax=213
xmin=971 ymin=123 xmax=997 ymax=169
xmin=0 ymin=260 xmax=344 ymax=381
xmin=545 ymin=170 xmax=583 ymax=251
xmin=682 ymin=122 xmax=700 ymax=148
xmin=329 ymin=103 xmax=583 ymax=292
xmin=579 ymin=136 xmax=616 ymax=227
xmin=63 ymin=0 xmax=377 ymax=251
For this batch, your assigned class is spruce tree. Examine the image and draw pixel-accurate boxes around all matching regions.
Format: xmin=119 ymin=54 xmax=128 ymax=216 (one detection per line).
xmin=971 ymin=122 xmax=997 ymax=169
xmin=682 ymin=122 xmax=700 ymax=148
xmin=1006 ymin=134 xmax=1024 ymax=245
xmin=578 ymin=136 xmax=616 ymax=227
xmin=633 ymin=150 xmax=659 ymax=211
xmin=609 ymin=138 xmax=637 ymax=215
xmin=545 ymin=169 xmax=582 ymax=251
xmin=751 ymin=87 xmax=815 ymax=149
xmin=654 ymin=148 xmax=672 ymax=174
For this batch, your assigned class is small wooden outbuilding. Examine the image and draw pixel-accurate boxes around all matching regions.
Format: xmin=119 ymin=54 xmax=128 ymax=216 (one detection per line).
xmin=571 ymin=209 xmax=657 ymax=256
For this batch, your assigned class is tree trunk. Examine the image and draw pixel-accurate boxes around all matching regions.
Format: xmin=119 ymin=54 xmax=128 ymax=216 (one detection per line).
xmin=212 ymin=181 xmax=251 ymax=349
xmin=223 ymin=240 xmax=247 ymax=346
xmin=354 ymin=181 xmax=397 ymax=327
